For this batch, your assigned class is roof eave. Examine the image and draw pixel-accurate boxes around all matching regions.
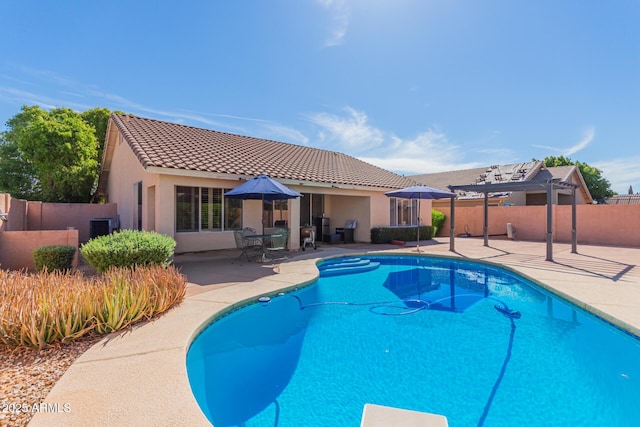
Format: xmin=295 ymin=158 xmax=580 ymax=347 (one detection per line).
xmin=145 ymin=166 xmax=401 ymax=192
xmin=94 ymin=115 xmax=120 ymax=198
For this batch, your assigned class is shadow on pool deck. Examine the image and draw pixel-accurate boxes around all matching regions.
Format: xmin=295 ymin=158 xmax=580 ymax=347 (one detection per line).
xmin=175 ymin=237 xmax=638 ymax=294
xmin=173 ymin=240 xmax=413 ymax=295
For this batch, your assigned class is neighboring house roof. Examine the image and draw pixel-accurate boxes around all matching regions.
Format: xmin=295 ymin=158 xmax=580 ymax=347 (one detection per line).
xmin=411 ymin=161 xmax=593 ymax=203
xmin=412 ymin=162 xmax=542 ymax=199
xmin=541 ymin=165 xmax=593 ymax=203
xmin=604 ymin=194 xmax=640 ymax=205
xmin=99 ymin=114 xmax=417 ymax=193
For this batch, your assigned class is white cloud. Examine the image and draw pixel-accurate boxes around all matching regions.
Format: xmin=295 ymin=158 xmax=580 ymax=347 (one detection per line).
xmin=316 ymin=0 xmax=350 ymax=47
xmin=308 ymin=106 xmax=489 ymax=175
xmin=532 ymin=126 xmax=595 ymax=156
xmin=17 ymin=66 xmax=85 ymax=89
xmin=565 ymin=127 xmax=594 ymax=156
xmin=359 ymin=156 xmax=482 ymax=176
xmin=358 ymin=130 xmax=483 ymax=175
xmin=0 ymin=86 xmax=91 ymax=111
xmin=308 ymin=106 xmax=384 ymax=150
xmin=83 ymin=88 xmax=238 ymax=129
xmin=1 ymin=66 xmax=231 ymax=129
xmin=1 ymin=66 xmax=312 ymax=144
xmin=594 ymin=156 xmax=640 ymax=194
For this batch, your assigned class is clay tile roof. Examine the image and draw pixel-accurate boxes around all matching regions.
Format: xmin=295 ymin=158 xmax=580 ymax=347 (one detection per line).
xmin=110 ymin=114 xmax=416 ymax=189
xmin=605 ymin=194 xmax=640 ymax=205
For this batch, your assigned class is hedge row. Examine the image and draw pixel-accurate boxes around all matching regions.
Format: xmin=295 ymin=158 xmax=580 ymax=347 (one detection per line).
xmin=370 ymin=226 xmax=434 ymax=244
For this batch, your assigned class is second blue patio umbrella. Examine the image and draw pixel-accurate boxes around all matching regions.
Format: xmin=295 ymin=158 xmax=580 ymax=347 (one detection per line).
xmin=385 ymin=184 xmax=456 ymax=251
xmin=225 ymin=174 xmax=302 ymax=234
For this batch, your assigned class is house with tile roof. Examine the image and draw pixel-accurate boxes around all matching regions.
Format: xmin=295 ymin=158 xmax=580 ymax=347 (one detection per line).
xmin=96 ymin=114 xmax=421 ymax=252
xmin=411 ymin=161 xmax=593 ymax=208
xmin=604 ymin=194 xmax=640 ymax=205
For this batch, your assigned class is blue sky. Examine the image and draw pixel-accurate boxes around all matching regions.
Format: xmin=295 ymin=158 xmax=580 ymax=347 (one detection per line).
xmin=1 ymin=0 xmax=638 ymax=193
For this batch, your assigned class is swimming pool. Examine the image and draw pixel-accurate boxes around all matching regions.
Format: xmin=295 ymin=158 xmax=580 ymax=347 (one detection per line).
xmin=187 ymin=255 xmax=640 ymax=426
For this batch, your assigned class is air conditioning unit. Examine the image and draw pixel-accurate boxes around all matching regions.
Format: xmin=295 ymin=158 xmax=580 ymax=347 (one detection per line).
xmin=507 ymin=223 xmax=517 ymax=240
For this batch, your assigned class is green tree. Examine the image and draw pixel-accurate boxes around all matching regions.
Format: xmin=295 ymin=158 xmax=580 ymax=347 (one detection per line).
xmin=0 ymin=138 xmax=39 ymax=199
xmin=80 ymin=107 xmax=122 ymax=198
xmin=0 ymin=105 xmax=99 ymax=202
xmin=81 ymin=107 xmax=123 ymax=164
xmin=538 ymin=155 xmax=615 ymax=202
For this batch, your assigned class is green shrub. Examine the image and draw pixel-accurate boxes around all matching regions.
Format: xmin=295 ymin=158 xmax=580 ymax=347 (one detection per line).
xmin=0 ymin=265 xmax=186 ymax=349
xmin=371 ymin=226 xmax=433 ymax=244
xmin=431 ymin=209 xmax=446 ymax=237
xmin=33 ymin=245 xmax=76 ymax=272
xmin=80 ymin=229 xmax=176 ymax=273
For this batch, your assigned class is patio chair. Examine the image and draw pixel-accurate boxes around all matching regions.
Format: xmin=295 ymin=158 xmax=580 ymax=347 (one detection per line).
xmin=234 ymin=227 xmax=262 ymax=261
xmin=301 ymin=225 xmax=316 ymax=251
xmin=265 ymin=228 xmax=289 ymax=260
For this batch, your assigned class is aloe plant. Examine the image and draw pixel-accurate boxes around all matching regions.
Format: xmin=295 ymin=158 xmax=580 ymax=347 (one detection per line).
xmin=0 ymin=266 xmax=186 ymax=349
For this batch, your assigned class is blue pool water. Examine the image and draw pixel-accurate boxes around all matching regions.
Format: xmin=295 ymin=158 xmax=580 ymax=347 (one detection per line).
xmin=187 ymin=255 xmax=640 ymax=426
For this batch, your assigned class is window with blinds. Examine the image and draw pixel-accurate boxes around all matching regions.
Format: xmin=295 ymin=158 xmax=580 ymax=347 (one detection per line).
xmin=176 ymin=186 xmax=242 ymax=232
xmin=201 ymin=188 xmax=222 ymax=231
xmin=176 ymin=186 xmax=199 ymax=232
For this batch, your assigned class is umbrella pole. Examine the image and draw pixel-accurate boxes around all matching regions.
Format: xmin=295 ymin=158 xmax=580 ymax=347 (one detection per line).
xmin=415 ymin=199 xmax=421 ymax=252
xmin=261 ymin=195 xmax=266 ymax=262
xmin=261 ymin=194 xmax=265 ymax=236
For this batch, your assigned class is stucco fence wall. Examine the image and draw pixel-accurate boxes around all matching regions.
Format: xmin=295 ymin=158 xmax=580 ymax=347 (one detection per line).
xmin=0 ymin=229 xmax=79 ymax=271
xmin=1 ymin=195 xmax=117 ymax=242
xmin=0 ymin=194 xmax=118 ymax=271
xmin=25 ymin=201 xmax=118 ymax=244
xmin=435 ymin=204 xmax=640 ymax=247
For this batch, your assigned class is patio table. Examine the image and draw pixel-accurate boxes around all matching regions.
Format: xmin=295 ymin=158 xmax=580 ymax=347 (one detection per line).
xmin=244 ymin=233 xmax=284 ymax=262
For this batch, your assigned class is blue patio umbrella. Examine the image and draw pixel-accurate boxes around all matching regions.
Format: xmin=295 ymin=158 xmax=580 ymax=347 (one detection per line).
xmin=225 ymin=174 xmax=302 ymax=234
xmin=385 ymin=185 xmax=456 ymax=251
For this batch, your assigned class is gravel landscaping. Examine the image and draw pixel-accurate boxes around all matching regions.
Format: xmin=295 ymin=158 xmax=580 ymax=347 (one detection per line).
xmin=0 ymin=336 xmax=102 ymax=427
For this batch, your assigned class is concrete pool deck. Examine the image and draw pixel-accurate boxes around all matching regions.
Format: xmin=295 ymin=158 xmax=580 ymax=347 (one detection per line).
xmin=29 ymin=237 xmax=640 ymax=426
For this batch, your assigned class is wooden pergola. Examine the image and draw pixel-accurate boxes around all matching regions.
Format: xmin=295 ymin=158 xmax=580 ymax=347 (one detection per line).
xmin=448 ymin=179 xmax=581 ymax=261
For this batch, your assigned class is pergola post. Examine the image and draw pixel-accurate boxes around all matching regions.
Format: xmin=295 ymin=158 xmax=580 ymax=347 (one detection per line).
xmin=546 ymin=183 xmax=553 ymax=261
xmin=449 ymin=196 xmax=455 ymax=252
xmin=448 ymin=179 xmax=579 ymax=262
xmin=483 ymin=192 xmax=489 ymax=247
xmin=571 ymin=187 xmax=577 ymax=253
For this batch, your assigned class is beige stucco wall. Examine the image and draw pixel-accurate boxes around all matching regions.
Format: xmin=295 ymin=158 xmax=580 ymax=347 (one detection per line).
xmin=160 ymin=178 xmax=398 ymax=252
xmin=106 ymin=133 xmax=156 ymax=231
xmin=326 ymin=194 xmax=369 ymax=242
xmin=435 ymin=204 xmax=640 ymax=247
xmin=0 ymin=229 xmax=79 ymax=271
